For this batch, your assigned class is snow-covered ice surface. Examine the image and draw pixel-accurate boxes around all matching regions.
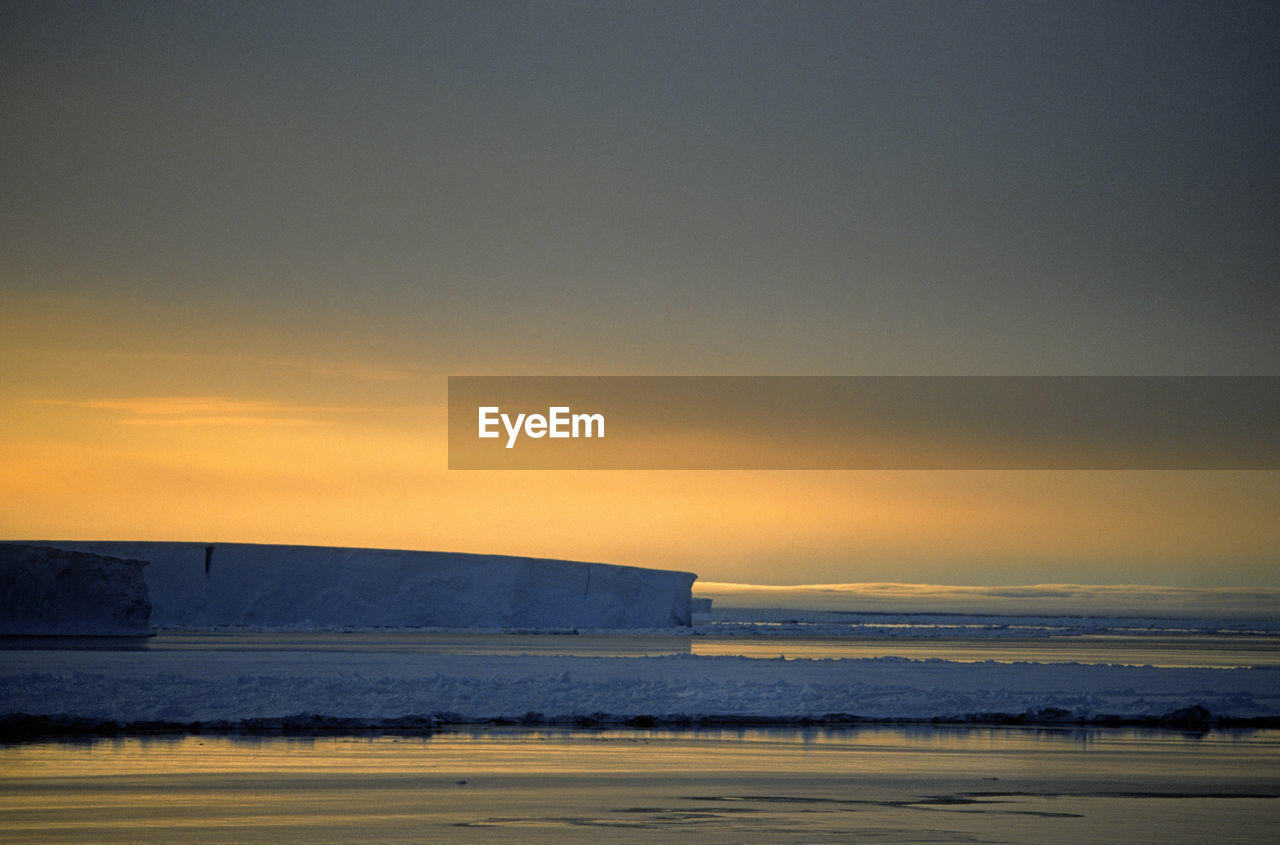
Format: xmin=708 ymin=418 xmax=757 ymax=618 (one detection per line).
xmin=3 ymin=646 xmax=1278 ymax=729
xmin=7 ymin=542 xmax=695 ymax=630
xmin=0 ymin=545 xmax=150 ymax=636
xmin=3 ymin=627 xmax=1278 ymax=733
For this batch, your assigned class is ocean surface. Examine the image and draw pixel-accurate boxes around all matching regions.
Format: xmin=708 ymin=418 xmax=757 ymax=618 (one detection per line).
xmin=4 ymin=727 xmax=1278 ymax=843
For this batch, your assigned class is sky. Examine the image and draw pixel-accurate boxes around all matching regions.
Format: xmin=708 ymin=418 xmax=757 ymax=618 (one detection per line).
xmin=2 ymin=1 xmax=1278 ymax=587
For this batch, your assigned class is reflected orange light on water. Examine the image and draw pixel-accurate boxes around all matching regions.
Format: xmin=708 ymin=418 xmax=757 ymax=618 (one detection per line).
xmin=5 ymin=729 xmax=1270 ymax=779
xmin=3 ymin=731 xmax=1279 ymax=844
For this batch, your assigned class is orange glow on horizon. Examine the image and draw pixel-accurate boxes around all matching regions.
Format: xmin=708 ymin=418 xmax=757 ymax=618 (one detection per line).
xmin=3 ymin=322 xmax=1278 ymax=586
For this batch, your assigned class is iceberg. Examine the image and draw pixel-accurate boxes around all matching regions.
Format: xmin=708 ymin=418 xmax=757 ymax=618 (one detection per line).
xmin=0 ymin=544 xmax=151 ymax=635
xmin=10 ymin=542 xmax=696 ymax=630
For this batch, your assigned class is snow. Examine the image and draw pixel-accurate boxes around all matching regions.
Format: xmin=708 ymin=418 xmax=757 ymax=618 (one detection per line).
xmin=10 ymin=542 xmax=696 ymax=630
xmin=2 ymin=646 xmax=1277 ymax=729
xmin=0 ymin=545 xmax=151 ymax=636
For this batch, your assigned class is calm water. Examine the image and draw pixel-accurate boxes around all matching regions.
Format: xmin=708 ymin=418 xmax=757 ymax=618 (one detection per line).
xmin=2 ymin=727 xmax=1277 ymax=843
xmin=7 ymin=630 xmax=1276 ymax=668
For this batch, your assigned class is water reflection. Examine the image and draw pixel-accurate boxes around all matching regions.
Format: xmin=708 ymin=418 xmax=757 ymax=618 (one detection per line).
xmin=692 ymin=634 xmax=1280 ymax=667
xmin=3 ymin=728 xmax=1277 ymax=844
xmin=5 ymin=725 xmax=1277 ymax=774
xmin=4 ymin=630 xmax=1277 ymax=667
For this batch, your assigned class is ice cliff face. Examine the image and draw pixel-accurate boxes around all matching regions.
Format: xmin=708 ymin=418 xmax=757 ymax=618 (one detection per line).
xmin=11 ymin=543 xmax=696 ymax=630
xmin=0 ymin=545 xmax=152 ymax=635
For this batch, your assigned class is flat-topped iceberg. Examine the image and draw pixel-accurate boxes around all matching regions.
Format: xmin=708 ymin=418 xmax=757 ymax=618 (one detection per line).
xmin=0 ymin=544 xmax=151 ymax=635
xmin=11 ymin=542 xmax=696 ymax=630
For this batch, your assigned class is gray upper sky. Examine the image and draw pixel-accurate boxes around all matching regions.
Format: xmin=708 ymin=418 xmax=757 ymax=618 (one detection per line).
xmin=5 ymin=0 xmax=1277 ymax=376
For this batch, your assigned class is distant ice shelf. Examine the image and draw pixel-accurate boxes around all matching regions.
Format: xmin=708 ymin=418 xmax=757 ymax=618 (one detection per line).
xmin=6 ymin=542 xmax=697 ymax=631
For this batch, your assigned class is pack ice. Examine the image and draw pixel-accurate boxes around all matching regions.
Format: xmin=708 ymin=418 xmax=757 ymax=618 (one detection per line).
xmin=0 ymin=544 xmax=152 ymax=635
xmin=9 ymin=542 xmax=696 ymax=630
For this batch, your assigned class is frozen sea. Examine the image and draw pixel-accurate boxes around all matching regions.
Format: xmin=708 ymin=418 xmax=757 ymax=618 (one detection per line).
xmin=3 ymin=605 xmax=1279 ymax=842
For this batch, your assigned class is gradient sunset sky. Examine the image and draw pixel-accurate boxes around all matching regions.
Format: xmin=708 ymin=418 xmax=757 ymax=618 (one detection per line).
xmin=3 ymin=1 xmax=1277 ymax=586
